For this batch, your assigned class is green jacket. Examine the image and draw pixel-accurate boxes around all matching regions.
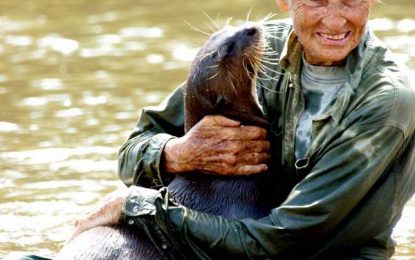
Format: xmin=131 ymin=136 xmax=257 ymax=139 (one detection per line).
xmin=118 ymin=21 xmax=415 ymax=259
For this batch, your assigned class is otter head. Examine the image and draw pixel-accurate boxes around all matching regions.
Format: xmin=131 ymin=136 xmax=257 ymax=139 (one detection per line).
xmin=184 ymin=22 xmax=267 ymax=132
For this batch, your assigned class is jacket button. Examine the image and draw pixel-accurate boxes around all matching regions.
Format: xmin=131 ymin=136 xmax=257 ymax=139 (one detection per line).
xmin=128 ymin=219 xmax=134 ymax=225
xmin=132 ymin=206 xmax=140 ymax=214
xmin=162 ymin=243 xmax=168 ymax=250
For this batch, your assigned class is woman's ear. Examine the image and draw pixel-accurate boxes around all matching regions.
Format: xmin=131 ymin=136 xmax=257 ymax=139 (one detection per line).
xmin=276 ymin=0 xmax=290 ymax=12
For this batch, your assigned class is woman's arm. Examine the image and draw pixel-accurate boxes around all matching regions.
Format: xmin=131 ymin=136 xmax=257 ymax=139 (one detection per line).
xmin=118 ymin=85 xmax=185 ymax=188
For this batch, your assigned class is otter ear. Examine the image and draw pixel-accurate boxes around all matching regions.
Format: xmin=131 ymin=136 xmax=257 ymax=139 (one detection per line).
xmin=276 ymin=0 xmax=290 ymax=12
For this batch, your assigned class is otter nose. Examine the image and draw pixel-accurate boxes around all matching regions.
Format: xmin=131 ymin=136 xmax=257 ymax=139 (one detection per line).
xmin=244 ymin=27 xmax=258 ymax=37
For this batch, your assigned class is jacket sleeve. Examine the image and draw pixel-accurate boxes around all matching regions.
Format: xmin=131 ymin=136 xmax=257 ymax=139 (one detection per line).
xmin=118 ymin=84 xmax=185 ymax=188
xmin=156 ymin=123 xmax=412 ymax=258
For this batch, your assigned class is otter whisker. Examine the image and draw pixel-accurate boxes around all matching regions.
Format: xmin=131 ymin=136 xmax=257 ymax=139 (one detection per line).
xmin=196 ymin=50 xmax=215 ymax=58
xmin=263 ymin=44 xmax=277 ymax=50
xmin=266 ymin=26 xmax=289 ymax=32
xmin=263 ymin=34 xmax=282 ymax=41
xmin=259 ymin=63 xmax=284 ymax=76
xmin=261 ymin=56 xmax=279 ymax=62
xmin=263 ymin=23 xmax=290 ymax=30
xmin=259 ymin=59 xmax=280 ymax=66
xmin=258 ymin=63 xmax=284 ymax=76
xmin=263 ymin=44 xmax=277 ymax=51
xmin=249 ymin=44 xmax=266 ymax=50
xmin=197 ymin=54 xmax=212 ymax=62
xmin=243 ymin=61 xmax=255 ymax=81
xmin=197 ymin=50 xmax=217 ymax=61
xmin=263 ymin=45 xmax=275 ymax=50
xmin=256 ymin=81 xmax=282 ymax=93
xmin=263 ymin=31 xmax=282 ymax=38
xmin=224 ymin=17 xmax=233 ymax=28
xmin=207 ymin=72 xmax=219 ymax=81
xmin=185 ymin=20 xmax=211 ymax=37
xmin=256 ymin=74 xmax=272 ymax=82
xmin=263 ymin=27 xmax=287 ymax=33
xmin=227 ymin=68 xmax=239 ymax=81
xmin=226 ymin=73 xmax=239 ymax=96
xmin=202 ymin=11 xmax=221 ymax=31
xmin=244 ymin=68 xmax=252 ymax=81
xmin=205 ymin=22 xmax=218 ymax=34
xmin=256 ymin=72 xmax=281 ymax=83
xmin=256 ymin=73 xmax=284 ymax=84
xmin=247 ymin=45 xmax=264 ymax=51
xmin=263 ymin=28 xmax=285 ymax=33
xmin=260 ymin=62 xmax=279 ymax=68
xmin=260 ymin=13 xmax=277 ymax=24
xmin=226 ymin=64 xmax=241 ymax=82
xmin=246 ymin=7 xmax=254 ymax=22
xmin=263 ymin=26 xmax=288 ymax=32
xmin=263 ymin=50 xmax=279 ymax=56
xmin=263 ymin=52 xmax=279 ymax=58
xmin=248 ymin=45 xmax=266 ymax=53
xmin=207 ymin=64 xmax=219 ymax=69
xmin=263 ymin=43 xmax=278 ymax=50
xmin=259 ymin=57 xmax=278 ymax=65
xmin=251 ymin=62 xmax=262 ymax=79
xmin=263 ymin=54 xmax=279 ymax=60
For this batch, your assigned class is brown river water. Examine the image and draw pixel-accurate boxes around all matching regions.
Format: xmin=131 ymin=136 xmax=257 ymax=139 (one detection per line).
xmin=0 ymin=0 xmax=414 ymax=258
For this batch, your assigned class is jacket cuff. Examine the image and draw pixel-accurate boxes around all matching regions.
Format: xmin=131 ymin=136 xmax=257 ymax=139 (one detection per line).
xmin=121 ymin=185 xmax=162 ymax=219
xmin=119 ymin=187 xmax=191 ymax=259
xmin=142 ymin=133 xmax=176 ymax=188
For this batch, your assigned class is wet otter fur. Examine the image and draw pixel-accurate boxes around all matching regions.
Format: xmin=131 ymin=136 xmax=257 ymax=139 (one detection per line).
xmin=56 ymin=21 xmax=277 ymax=259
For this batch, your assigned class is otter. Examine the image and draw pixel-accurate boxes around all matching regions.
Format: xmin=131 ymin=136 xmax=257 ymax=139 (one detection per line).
xmin=56 ymin=21 xmax=278 ymax=260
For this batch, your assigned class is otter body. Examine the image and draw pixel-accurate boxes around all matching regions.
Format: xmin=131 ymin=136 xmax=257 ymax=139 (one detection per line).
xmin=57 ymin=22 xmax=276 ymax=260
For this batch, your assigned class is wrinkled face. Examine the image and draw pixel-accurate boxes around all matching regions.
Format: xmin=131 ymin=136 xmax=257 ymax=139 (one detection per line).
xmin=287 ymin=0 xmax=375 ymax=66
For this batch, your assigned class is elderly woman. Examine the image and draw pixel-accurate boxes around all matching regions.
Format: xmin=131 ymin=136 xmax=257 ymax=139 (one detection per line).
xmin=71 ymin=0 xmax=415 ymax=259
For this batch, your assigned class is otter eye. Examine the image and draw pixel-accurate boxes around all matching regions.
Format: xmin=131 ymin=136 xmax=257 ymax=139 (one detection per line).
xmin=227 ymin=42 xmax=236 ymax=55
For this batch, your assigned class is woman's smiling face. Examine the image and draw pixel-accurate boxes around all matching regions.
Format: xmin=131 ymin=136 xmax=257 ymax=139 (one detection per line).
xmin=285 ymin=0 xmax=375 ymax=66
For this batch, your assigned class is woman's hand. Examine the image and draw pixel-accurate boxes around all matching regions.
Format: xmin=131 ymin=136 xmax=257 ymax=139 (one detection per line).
xmin=162 ymin=115 xmax=270 ymax=176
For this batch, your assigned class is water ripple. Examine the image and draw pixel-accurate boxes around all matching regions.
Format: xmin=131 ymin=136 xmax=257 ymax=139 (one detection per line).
xmin=119 ymin=27 xmax=163 ymax=38
xmin=369 ymin=18 xmax=415 ymax=33
xmin=0 ymin=147 xmax=117 ymax=165
xmin=54 ymin=108 xmax=84 ymax=118
xmin=79 ymin=45 xmax=124 ymax=58
xmin=146 ymin=54 xmax=165 ymax=64
xmin=96 ymin=34 xmax=122 ymax=44
xmin=0 ymin=122 xmax=20 ymax=132
xmin=83 ymin=95 xmax=108 ymax=106
xmin=87 ymin=12 xmax=119 ymax=24
xmin=171 ymin=43 xmax=199 ymax=62
xmin=0 ymin=16 xmax=32 ymax=33
xmin=21 ymin=97 xmax=48 ymax=107
xmin=31 ymin=78 xmax=63 ymax=90
xmin=37 ymin=35 xmax=79 ymax=55
xmin=4 ymin=35 xmax=33 ymax=47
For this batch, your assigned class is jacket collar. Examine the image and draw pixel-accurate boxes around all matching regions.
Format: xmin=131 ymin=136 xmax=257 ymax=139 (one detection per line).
xmin=279 ymin=31 xmax=302 ymax=74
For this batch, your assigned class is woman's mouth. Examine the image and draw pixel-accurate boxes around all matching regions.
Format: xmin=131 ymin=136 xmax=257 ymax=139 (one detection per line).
xmin=318 ymin=32 xmax=350 ymax=41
